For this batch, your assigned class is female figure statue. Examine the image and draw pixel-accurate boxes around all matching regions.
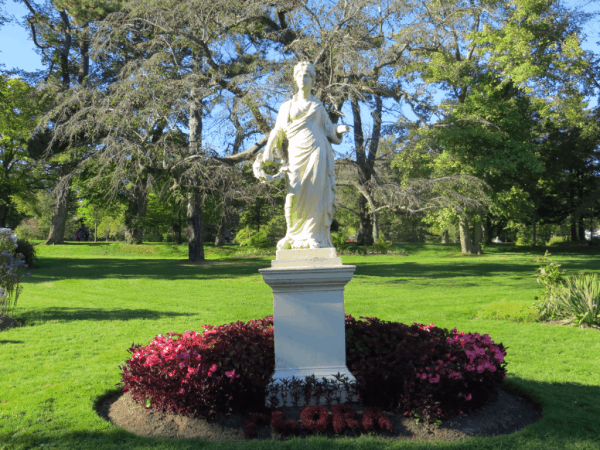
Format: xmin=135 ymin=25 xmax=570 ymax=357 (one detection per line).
xmin=254 ymin=62 xmax=350 ymax=249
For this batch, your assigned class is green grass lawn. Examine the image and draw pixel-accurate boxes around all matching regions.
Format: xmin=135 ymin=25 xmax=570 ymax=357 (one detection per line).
xmin=1 ymin=242 xmax=599 ymax=449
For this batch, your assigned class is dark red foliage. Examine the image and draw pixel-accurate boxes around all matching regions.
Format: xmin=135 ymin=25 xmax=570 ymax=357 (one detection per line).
xmin=242 ymin=412 xmax=269 ymax=439
xmin=242 ymin=420 xmax=257 ymax=439
xmin=120 ymin=314 xmax=506 ymax=426
xmin=120 ymin=316 xmax=274 ymax=419
xmin=270 ymin=411 xmax=301 ymax=435
xmin=299 ymin=405 xmax=330 ymax=434
xmin=344 ymin=315 xmax=507 ymax=423
xmin=362 ymin=407 xmax=394 ymax=432
xmin=331 ymin=403 xmax=358 ymax=434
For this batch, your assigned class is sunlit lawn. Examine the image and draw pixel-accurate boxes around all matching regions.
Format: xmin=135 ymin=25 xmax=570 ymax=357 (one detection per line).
xmin=0 ymin=242 xmax=599 ymax=449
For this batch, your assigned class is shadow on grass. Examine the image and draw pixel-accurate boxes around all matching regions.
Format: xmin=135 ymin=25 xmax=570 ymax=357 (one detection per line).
xmin=26 ymin=258 xmax=267 ymax=283
xmin=0 ymin=340 xmax=24 ymax=344
xmin=2 ymin=378 xmax=598 ymax=449
xmin=18 ymin=307 xmax=195 ymax=323
xmin=355 ymin=258 xmax=600 ymax=280
xmin=25 ymin=248 xmax=600 ymax=284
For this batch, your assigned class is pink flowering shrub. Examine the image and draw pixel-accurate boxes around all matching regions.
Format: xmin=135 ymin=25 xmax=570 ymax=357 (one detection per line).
xmin=120 ymin=314 xmax=506 ymax=426
xmin=345 ymin=315 xmax=507 ymax=424
xmin=120 ymin=316 xmax=274 ymax=419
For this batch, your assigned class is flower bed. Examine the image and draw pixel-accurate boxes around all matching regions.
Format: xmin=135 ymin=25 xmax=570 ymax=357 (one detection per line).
xmin=120 ymin=315 xmax=507 ymax=429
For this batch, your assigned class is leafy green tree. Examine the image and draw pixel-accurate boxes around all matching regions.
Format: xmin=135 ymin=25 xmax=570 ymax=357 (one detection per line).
xmin=0 ymin=76 xmax=46 ymax=228
xmin=393 ymin=0 xmax=592 ymax=253
xmin=19 ymin=0 xmax=125 ymax=244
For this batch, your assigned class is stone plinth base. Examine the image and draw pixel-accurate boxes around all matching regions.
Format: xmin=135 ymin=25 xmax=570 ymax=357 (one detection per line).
xmin=271 ymin=248 xmax=342 ymax=268
xmin=259 ymin=248 xmax=356 ymax=407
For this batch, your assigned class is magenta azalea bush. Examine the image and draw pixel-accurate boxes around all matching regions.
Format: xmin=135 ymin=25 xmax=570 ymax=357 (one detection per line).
xmin=120 ymin=315 xmax=507 ymax=424
xmin=344 ymin=315 xmax=507 ymax=423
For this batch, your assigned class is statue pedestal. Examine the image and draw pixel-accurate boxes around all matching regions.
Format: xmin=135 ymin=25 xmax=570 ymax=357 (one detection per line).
xmin=259 ymin=249 xmax=356 ymax=407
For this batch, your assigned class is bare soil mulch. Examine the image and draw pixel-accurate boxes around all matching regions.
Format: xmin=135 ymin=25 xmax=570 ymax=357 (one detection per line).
xmin=97 ymin=389 xmax=541 ymax=442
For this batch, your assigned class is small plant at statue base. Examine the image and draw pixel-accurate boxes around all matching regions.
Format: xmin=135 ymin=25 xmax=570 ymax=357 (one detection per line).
xmin=241 ymin=403 xmax=394 ymax=438
xmin=265 ymin=374 xmax=358 ymax=409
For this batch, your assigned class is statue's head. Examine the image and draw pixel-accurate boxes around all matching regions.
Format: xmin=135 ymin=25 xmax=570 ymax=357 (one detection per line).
xmin=293 ymin=61 xmax=316 ymax=90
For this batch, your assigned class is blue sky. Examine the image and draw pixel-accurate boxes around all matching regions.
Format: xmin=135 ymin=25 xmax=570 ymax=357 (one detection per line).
xmin=2 ymin=0 xmax=599 ymax=74
xmin=1 ymin=0 xmax=598 ymax=152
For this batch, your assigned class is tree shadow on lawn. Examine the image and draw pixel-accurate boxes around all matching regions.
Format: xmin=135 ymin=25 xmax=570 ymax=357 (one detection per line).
xmin=2 ymin=378 xmax=598 ymax=449
xmin=18 ymin=307 xmax=195 ymax=324
xmin=354 ymin=259 xmax=600 ymax=281
xmin=24 ymin=256 xmax=600 ymax=285
xmin=26 ymin=258 xmax=267 ymax=284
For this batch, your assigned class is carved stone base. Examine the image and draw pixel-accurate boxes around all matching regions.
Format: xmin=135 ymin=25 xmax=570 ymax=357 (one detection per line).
xmin=259 ymin=248 xmax=356 ymax=407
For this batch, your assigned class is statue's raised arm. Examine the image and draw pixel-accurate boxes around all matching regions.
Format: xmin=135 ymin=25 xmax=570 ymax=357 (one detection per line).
xmin=253 ymin=62 xmax=350 ymax=250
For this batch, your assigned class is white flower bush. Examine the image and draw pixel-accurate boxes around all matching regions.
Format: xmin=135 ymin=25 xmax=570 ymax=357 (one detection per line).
xmin=0 ymin=228 xmax=28 ymax=317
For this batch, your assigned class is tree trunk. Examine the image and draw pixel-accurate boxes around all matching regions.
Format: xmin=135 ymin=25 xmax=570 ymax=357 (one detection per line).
xmin=569 ymin=185 xmax=577 ymax=241
xmin=578 ymin=215 xmax=585 ymax=241
xmin=485 ymin=216 xmax=493 ymax=244
xmin=124 ymin=181 xmax=148 ymax=244
xmin=532 ymin=217 xmax=537 ymax=246
xmin=187 ymin=85 xmax=204 ymax=259
xmin=94 ymin=223 xmax=97 ymax=243
xmin=570 ymin=215 xmax=577 ymax=241
xmin=214 ymin=209 xmax=228 ymax=246
xmin=351 ymin=95 xmax=374 ymax=247
xmin=187 ymin=193 xmax=204 ymax=261
xmin=458 ymin=216 xmax=479 ymax=254
xmin=372 ymin=211 xmax=380 ymax=243
xmin=177 ymin=208 xmax=183 ymax=244
xmin=0 ymin=204 xmax=9 ymax=228
xmin=77 ymin=23 xmax=90 ymax=84
xmin=472 ymin=219 xmax=483 ymax=254
xmin=441 ymin=230 xmax=449 ymax=244
xmin=46 ymin=174 xmax=73 ymax=245
xmin=357 ymin=195 xmax=374 ymax=246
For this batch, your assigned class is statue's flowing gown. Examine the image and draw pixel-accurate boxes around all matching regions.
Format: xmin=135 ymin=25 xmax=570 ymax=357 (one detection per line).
xmin=264 ymin=95 xmax=342 ymax=249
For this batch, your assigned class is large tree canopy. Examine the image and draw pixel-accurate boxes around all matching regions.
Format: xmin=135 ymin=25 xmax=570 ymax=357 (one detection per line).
xmin=7 ymin=0 xmax=597 ymax=253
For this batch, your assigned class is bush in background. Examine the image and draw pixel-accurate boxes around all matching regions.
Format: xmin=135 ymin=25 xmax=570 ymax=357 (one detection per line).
xmin=534 ymin=251 xmax=567 ymax=302
xmin=546 ymin=236 xmax=569 ymax=246
xmin=15 ymin=218 xmax=46 ymax=240
xmin=537 ymin=273 xmax=600 ymax=327
xmin=0 ymin=229 xmax=27 ymax=317
xmin=16 ymin=238 xmax=36 ymax=268
xmin=331 ymin=231 xmax=349 ymax=254
xmin=234 ymin=227 xmax=273 ymax=248
xmin=372 ymin=239 xmax=392 ymax=254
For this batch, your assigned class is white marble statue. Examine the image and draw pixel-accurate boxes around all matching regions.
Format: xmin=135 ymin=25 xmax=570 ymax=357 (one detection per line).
xmin=253 ymin=62 xmax=350 ymax=250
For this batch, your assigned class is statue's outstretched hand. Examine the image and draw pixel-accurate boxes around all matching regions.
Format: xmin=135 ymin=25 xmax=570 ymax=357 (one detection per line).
xmin=336 ymin=125 xmax=350 ymax=135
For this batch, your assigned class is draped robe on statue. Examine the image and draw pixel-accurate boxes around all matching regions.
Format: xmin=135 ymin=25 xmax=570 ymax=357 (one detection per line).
xmin=262 ymin=95 xmax=342 ymax=249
